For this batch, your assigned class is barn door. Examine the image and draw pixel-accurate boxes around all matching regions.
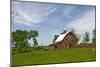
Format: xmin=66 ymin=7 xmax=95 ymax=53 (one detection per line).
xmin=66 ymin=43 xmax=71 ymax=48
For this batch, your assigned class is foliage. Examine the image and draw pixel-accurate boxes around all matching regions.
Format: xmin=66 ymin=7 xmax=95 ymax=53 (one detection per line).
xmin=28 ymin=30 xmax=39 ymax=45
xmin=53 ymin=35 xmax=59 ymax=43
xmin=92 ymin=29 xmax=96 ymax=44
xmin=33 ymin=46 xmax=44 ymax=50
xmin=12 ymin=47 xmax=33 ymax=54
xmin=83 ymin=32 xmax=90 ymax=42
xmin=11 ymin=29 xmax=39 ymax=52
xmin=29 ymin=30 xmax=39 ymax=38
xmin=12 ymin=30 xmax=29 ymax=48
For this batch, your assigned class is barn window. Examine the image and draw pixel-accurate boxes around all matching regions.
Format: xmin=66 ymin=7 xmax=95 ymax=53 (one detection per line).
xmin=66 ymin=43 xmax=72 ymax=48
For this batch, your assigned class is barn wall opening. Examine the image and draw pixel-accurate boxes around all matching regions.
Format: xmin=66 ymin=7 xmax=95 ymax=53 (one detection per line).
xmin=66 ymin=43 xmax=72 ymax=48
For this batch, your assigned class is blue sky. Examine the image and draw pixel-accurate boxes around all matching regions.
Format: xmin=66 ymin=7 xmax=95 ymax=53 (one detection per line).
xmin=11 ymin=1 xmax=96 ymax=45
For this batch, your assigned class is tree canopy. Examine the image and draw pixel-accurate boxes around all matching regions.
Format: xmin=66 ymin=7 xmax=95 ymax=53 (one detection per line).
xmin=83 ymin=32 xmax=90 ymax=42
xmin=53 ymin=35 xmax=59 ymax=43
xmin=11 ymin=29 xmax=39 ymax=48
xmin=92 ymin=29 xmax=96 ymax=44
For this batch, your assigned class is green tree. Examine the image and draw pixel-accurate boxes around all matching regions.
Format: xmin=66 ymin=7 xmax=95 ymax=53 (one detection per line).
xmin=83 ymin=32 xmax=90 ymax=42
xmin=53 ymin=35 xmax=59 ymax=43
xmin=92 ymin=29 xmax=96 ymax=44
xmin=11 ymin=30 xmax=29 ymax=52
xmin=28 ymin=30 xmax=39 ymax=46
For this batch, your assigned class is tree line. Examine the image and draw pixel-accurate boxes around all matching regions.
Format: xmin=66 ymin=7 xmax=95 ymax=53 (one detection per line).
xmin=12 ymin=28 xmax=96 ymax=53
xmin=52 ymin=28 xmax=96 ymax=44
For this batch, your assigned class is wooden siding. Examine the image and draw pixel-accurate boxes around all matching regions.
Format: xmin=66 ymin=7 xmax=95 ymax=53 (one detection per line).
xmin=49 ymin=32 xmax=78 ymax=48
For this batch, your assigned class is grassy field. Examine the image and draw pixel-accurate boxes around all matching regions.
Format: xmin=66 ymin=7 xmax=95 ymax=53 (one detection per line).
xmin=12 ymin=48 xmax=96 ymax=66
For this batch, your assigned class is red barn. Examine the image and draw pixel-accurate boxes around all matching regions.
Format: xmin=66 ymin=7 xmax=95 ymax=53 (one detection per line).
xmin=49 ymin=31 xmax=78 ymax=48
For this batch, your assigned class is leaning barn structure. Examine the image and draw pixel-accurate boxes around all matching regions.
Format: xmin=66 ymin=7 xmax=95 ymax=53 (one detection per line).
xmin=49 ymin=31 xmax=78 ymax=48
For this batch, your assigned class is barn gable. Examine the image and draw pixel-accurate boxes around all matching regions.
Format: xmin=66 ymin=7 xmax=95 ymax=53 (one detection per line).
xmin=50 ymin=31 xmax=78 ymax=48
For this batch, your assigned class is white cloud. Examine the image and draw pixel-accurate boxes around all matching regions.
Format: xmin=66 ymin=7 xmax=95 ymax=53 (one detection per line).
xmin=65 ymin=9 xmax=95 ymax=43
xmin=12 ymin=1 xmax=57 ymax=26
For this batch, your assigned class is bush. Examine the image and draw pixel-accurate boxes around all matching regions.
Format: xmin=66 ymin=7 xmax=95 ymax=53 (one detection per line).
xmin=18 ymin=47 xmax=32 ymax=53
xmin=12 ymin=48 xmax=17 ymax=54
xmin=33 ymin=46 xmax=43 ymax=50
xmin=12 ymin=47 xmax=33 ymax=54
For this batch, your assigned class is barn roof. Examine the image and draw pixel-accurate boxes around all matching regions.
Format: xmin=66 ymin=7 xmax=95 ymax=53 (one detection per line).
xmin=55 ymin=31 xmax=69 ymax=43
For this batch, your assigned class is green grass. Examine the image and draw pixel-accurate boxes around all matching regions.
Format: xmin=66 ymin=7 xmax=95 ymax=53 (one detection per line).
xmin=12 ymin=48 xmax=96 ymax=66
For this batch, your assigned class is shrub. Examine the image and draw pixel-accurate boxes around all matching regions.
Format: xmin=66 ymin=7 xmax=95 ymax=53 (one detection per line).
xmin=12 ymin=48 xmax=17 ymax=54
xmin=33 ymin=46 xmax=43 ymax=50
